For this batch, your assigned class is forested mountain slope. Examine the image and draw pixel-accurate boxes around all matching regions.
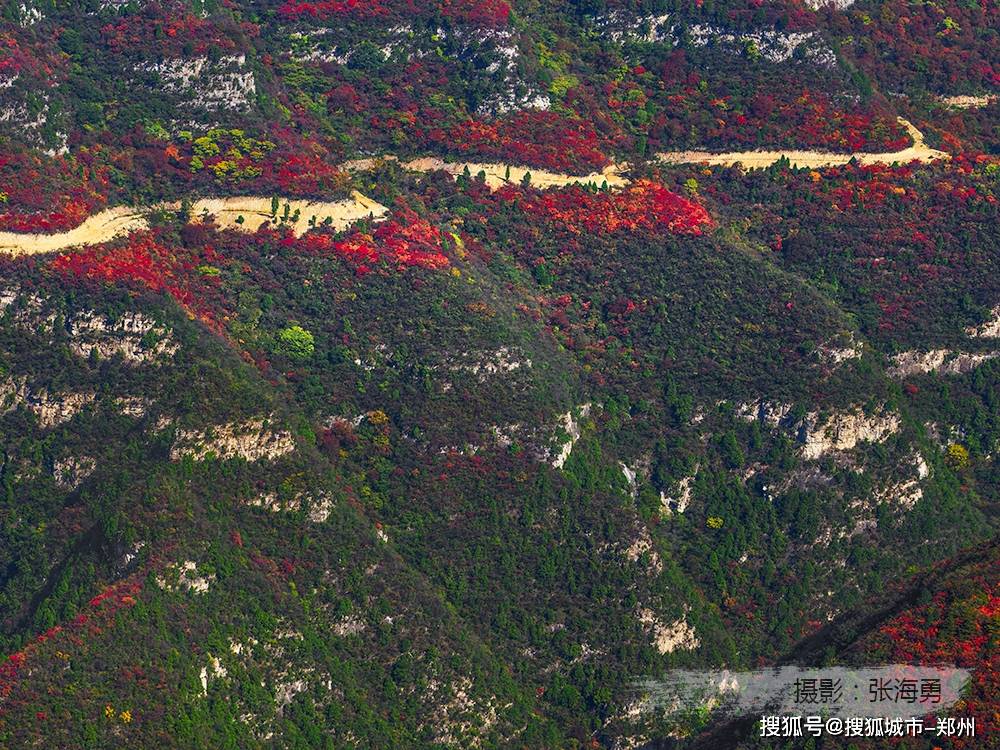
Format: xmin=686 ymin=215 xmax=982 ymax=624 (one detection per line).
xmin=0 ymin=0 xmax=997 ymax=747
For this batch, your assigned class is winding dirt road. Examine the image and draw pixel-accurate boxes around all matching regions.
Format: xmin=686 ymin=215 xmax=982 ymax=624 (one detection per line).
xmin=0 ymin=191 xmax=388 ymax=256
xmin=346 ymin=118 xmax=948 ymax=182
xmin=653 ymin=118 xmax=948 ymax=169
xmin=0 ymin=118 xmax=949 ymax=257
xmin=341 ymin=155 xmax=630 ymax=190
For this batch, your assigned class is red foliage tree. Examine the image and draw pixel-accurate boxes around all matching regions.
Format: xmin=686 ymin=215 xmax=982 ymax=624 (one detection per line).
xmin=514 ymin=180 xmax=713 ymax=236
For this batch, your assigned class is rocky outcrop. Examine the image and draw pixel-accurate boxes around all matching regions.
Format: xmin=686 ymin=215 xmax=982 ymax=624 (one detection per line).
xmin=622 ymin=526 xmax=664 ymax=576
xmin=114 ymin=396 xmax=152 ymax=418
xmin=27 ymin=389 xmax=96 ymax=428
xmin=170 ymin=417 xmax=296 ymax=462
xmin=0 ymin=286 xmax=19 ymax=312
xmin=681 ymin=26 xmax=836 ymax=67
xmin=887 ymin=349 xmax=998 ymax=378
xmin=248 ymin=491 xmax=334 ymax=523
xmin=156 ymin=560 xmax=214 ymax=594
xmin=966 ymin=306 xmax=1000 ymax=338
xmin=136 ymin=54 xmax=255 ymax=112
xmin=52 ymin=455 xmax=97 ymax=490
xmin=1 ymin=372 xmax=95 ymax=427
xmin=638 ymin=608 xmax=700 ymax=654
xmin=293 ymin=26 xmax=547 ymax=117
xmin=0 ymin=373 xmax=28 ymax=414
xmin=592 ymin=15 xmax=834 ymax=64
xmin=735 ymin=400 xmax=796 ymax=429
xmin=448 ymin=346 xmax=532 ymax=379
xmin=458 ymin=28 xmax=550 ymax=116
xmin=200 ymin=654 xmax=228 ymax=696
xmin=817 ymin=332 xmax=863 ymax=366
xmin=423 ymin=675 xmax=504 ymax=748
xmin=0 ymin=289 xmax=56 ymax=330
xmin=803 ymin=0 xmax=854 ymax=8
xmin=2 ymin=293 xmax=177 ymax=365
xmin=799 ymin=408 xmax=900 ymax=460
xmin=941 ymin=95 xmax=997 ymax=110
xmin=551 ymin=404 xmax=592 ymax=469
xmin=620 ymin=462 xmax=638 ymax=498
xmin=591 ymin=11 xmax=672 ymax=43
xmin=0 ymin=92 xmax=55 ymax=149
xmin=738 ymin=398 xmax=900 ymax=459
xmin=331 ymin=615 xmax=367 ymax=637
xmin=66 ymin=311 xmax=179 ymax=365
xmin=875 ymin=450 xmax=929 ymax=510
xmin=660 ymin=473 xmax=695 ymax=515
xmin=307 ymin=496 xmax=334 ymax=524
xmin=437 ymin=346 xmax=532 ymax=391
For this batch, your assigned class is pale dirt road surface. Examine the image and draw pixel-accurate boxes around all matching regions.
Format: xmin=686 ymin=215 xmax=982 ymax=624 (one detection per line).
xmin=653 ymin=118 xmax=949 ymax=170
xmin=0 ymin=119 xmax=950 ymax=256
xmin=0 ymin=192 xmax=387 ymax=256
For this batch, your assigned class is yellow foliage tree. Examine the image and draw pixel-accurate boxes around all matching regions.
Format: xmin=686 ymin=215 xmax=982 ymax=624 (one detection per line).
xmin=945 ymin=443 xmax=970 ymax=470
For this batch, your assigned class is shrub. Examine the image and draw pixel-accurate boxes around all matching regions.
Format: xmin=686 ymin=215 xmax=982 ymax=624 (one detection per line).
xmin=278 ymin=325 xmax=315 ymax=360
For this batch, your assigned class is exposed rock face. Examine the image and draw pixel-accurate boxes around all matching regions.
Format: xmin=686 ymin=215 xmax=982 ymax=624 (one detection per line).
xmin=817 ymin=332 xmax=863 ymax=365
xmin=2 ymin=292 xmax=177 ymax=365
xmin=156 ymin=560 xmax=215 ymax=594
xmin=66 ymin=311 xmax=179 ymax=364
xmin=113 ymin=541 xmax=146 ymax=578
xmin=966 ymin=306 xmax=1000 ymax=338
xmin=293 ymin=26 xmax=547 ymax=117
xmin=450 ymin=346 xmax=532 ymax=379
xmin=875 ymin=451 xmax=929 ymax=510
xmin=0 ymin=91 xmax=55 ymax=149
xmin=939 ymin=353 xmax=998 ymax=375
xmin=888 ymin=349 xmax=947 ymax=377
xmin=114 ymin=395 xmax=152 ymax=418
xmin=681 ymin=26 xmax=836 ymax=67
xmin=248 ymin=492 xmax=334 ymax=523
xmin=455 ymin=28 xmax=550 ymax=116
xmin=735 ymin=400 xmax=796 ymax=429
xmin=622 ymin=526 xmax=664 ymax=576
xmin=737 ymin=398 xmax=900 ymax=459
xmin=200 ymin=654 xmax=228 ymax=696
xmin=11 ymin=1 xmax=43 ymax=25
xmin=52 ymin=455 xmax=96 ymax=490
xmin=306 ymin=495 xmax=334 ymax=524
xmin=592 ymin=11 xmax=672 ymax=43
xmin=0 ymin=288 xmax=56 ymax=330
xmin=799 ymin=408 xmax=900 ymax=459
xmin=423 ymin=675 xmax=504 ymax=747
xmin=437 ymin=346 xmax=532 ymax=391
xmin=620 ymin=462 xmax=638 ymax=498
xmin=0 ymin=380 xmax=91 ymax=485
xmin=170 ymin=417 xmax=296 ymax=462
xmin=887 ymin=349 xmax=998 ymax=378
xmin=591 ymin=12 xmax=836 ymax=64
xmin=551 ymin=404 xmax=592 ymax=469
xmin=803 ymin=0 xmax=854 ymax=8
xmin=661 ymin=474 xmax=695 ymax=515
xmin=219 ymin=625 xmax=337 ymax=739
xmin=27 ymin=389 xmax=96 ymax=428
xmin=638 ymin=608 xmax=700 ymax=654
xmin=0 ymin=286 xmax=19 ymax=311
xmin=136 ymin=54 xmax=255 ymax=111
xmin=331 ymin=615 xmax=367 ymax=637
xmin=940 ymin=94 xmax=997 ymax=109
xmin=274 ymin=678 xmax=308 ymax=713
xmin=0 ymin=373 xmax=28 ymax=414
